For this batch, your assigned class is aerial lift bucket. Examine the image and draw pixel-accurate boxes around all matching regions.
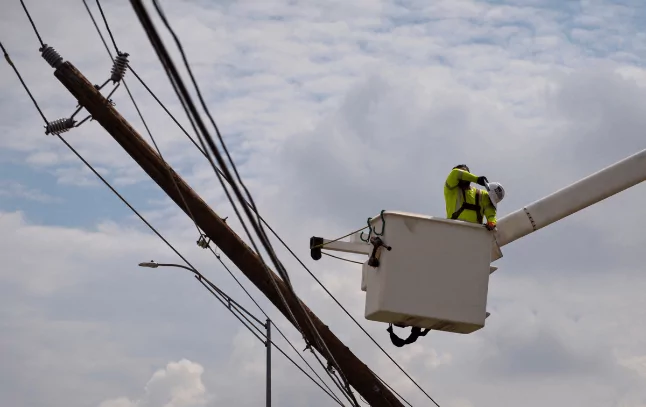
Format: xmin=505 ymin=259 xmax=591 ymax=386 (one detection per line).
xmin=311 ymin=210 xmax=502 ymax=335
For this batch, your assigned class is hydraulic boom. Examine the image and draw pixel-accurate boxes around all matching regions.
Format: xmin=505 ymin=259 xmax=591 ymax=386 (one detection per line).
xmin=493 ymin=148 xmax=646 ymax=260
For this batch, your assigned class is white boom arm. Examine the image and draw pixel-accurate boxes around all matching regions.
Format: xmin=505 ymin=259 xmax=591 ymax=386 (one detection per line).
xmin=495 ymin=148 xmax=646 ymax=248
xmin=311 ymin=149 xmax=645 ymax=270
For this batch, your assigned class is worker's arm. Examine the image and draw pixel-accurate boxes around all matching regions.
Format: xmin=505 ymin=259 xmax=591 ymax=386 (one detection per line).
xmin=483 ymin=192 xmax=497 ymax=224
xmin=445 ymin=168 xmax=480 ymax=189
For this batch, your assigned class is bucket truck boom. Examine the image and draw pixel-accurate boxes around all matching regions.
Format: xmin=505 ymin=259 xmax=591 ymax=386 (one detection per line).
xmin=494 ymin=148 xmax=646 ymax=254
xmin=309 ymin=148 xmax=646 ymax=339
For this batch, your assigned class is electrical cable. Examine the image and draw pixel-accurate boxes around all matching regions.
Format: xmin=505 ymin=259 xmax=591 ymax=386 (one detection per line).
xmin=2 ymin=41 xmax=343 ymax=407
xmin=84 ymin=2 xmax=435 ymax=405
xmin=62 ymin=136 xmax=342 ymax=407
xmin=85 ymin=3 xmax=357 ymax=402
xmin=197 ymin=273 xmax=344 ymax=407
xmin=64 ymin=136 xmax=345 ymax=407
xmin=19 ymin=0 xmax=44 ymax=47
xmin=207 ymin=247 xmax=346 ymax=405
xmin=1 ymin=42 xmax=48 ymax=125
xmin=374 ymin=372 xmax=414 ymax=407
xmin=125 ymin=60 xmax=433 ymax=403
xmin=84 ymin=13 xmax=431 ymax=403
xmin=141 ymin=3 xmax=361 ymax=404
xmin=124 ymin=61 xmax=433 ymax=403
xmin=129 ymin=2 xmax=360 ymax=405
xmin=86 ymin=0 xmax=205 ymax=243
xmin=84 ymin=4 xmax=353 ymax=404
xmin=94 ymin=0 xmax=120 ymax=54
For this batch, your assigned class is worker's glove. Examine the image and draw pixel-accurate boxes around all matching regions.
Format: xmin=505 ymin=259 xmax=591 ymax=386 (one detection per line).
xmin=477 ymin=176 xmax=489 ymax=187
xmin=485 ymin=221 xmax=496 ymax=231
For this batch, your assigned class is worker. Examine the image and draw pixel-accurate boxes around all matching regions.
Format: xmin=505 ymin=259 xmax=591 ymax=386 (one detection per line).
xmin=444 ymin=164 xmax=502 ymax=230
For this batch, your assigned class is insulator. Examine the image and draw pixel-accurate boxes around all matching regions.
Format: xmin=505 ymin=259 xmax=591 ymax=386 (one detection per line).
xmin=40 ymin=44 xmax=63 ymax=68
xmin=110 ymin=52 xmax=129 ymax=83
xmin=45 ymin=118 xmax=75 ymax=136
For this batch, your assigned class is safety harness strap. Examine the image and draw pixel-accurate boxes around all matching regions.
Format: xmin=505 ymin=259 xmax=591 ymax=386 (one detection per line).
xmin=451 ymin=188 xmax=482 ymax=224
xmin=387 ymin=324 xmax=430 ymax=347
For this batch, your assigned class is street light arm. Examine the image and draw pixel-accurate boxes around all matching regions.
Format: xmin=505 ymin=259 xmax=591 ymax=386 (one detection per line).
xmin=156 ymin=263 xmax=198 ymax=274
xmin=138 ymin=260 xmax=265 ymax=327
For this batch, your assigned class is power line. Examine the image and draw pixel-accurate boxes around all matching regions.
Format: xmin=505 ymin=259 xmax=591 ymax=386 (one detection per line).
xmin=1 ymin=39 xmax=344 ymax=407
xmin=124 ymin=55 xmax=428 ymax=406
xmin=9 ymin=3 xmax=399 ymax=405
xmin=82 ymin=3 xmax=354 ymax=404
xmin=124 ymin=61 xmax=427 ymax=405
xmin=82 ymin=2 xmax=350 ymax=401
xmin=94 ymin=0 xmax=120 ymax=54
xmin=1 ymin=42 xmax=47 ymax=123
xmin=85 ymin=1 xmax=352 ymax=402
xmin=83 ymin=2 xmax=432 ymax=406
xmin=130 ymin=2 xmax=360 ymax=405
xmin=208 ymin=247 xmax=345 ymax=405
xmin=62 ymin=135 xmax=343 ymax=407
xmin=196 ymin=275 xmax=344 ymax=407
xmin=84 ymin=0 xmax=205 ymax=240
xmin=138 ymin=3 xmax=379 ymax=404
xmin=19 ymin=0 xmax=44 ymax=47
xmin=127 ymin=65 xmax=207 ymax=157
xmin=8 ymin=4 xmax=423 ymax=403
xmin=79 ymin=1 xmax=433 ymax=404
xmin=102 ymin=14 xmax=432 ymax=407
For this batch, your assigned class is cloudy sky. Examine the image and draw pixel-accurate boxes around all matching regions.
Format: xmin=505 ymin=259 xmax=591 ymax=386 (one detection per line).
xmin=1 ymin=0 xmax=646 ymax=406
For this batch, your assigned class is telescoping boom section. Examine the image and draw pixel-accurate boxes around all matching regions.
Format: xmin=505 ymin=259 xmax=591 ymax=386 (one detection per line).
xmin=309 ymin=148 xmax=646 ymax=336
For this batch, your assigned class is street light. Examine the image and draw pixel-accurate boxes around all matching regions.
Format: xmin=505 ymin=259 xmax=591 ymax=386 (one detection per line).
xmin=138 ymin=261 xmax=158 ymax=268
xmin=138 ymin=261 xmax=196 ymax=273
xmin=137 ymin=259 xmax=272 ymax=407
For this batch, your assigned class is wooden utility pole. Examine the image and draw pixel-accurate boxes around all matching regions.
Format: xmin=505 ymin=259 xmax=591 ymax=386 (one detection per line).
xmin=53 ymin=61 xmax=404 ymax=407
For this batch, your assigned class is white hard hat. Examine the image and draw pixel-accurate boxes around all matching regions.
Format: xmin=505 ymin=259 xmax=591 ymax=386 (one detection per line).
xmin=485 ymin=182 xmax=505 ymax=208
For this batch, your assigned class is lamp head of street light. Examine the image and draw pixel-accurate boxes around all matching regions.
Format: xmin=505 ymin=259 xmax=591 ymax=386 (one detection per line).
xmin=138 ymin=261 xmax=159 ymax=268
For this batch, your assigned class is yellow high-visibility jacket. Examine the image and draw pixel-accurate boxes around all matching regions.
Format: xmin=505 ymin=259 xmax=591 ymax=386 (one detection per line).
xmin=444 ymin=168 xmax=497 ymax=224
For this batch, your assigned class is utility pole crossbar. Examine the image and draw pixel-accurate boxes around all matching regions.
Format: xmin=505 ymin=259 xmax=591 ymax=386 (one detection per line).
xmin=53 ymin=61 xmax=404 ymax=407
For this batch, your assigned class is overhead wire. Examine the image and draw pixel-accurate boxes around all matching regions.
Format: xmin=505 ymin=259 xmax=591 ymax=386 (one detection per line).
xmin=83 ymin=0 xmax=204 ymax=240
xmin=1 ymin=42 xmax=47 ymax=124
xmin=124 ymin=61 xmax=429 ymax=404
xmin=139 ymin=0 xmax=302 ymax=321
xmin=146 ymin=2 xmax=366 ymax=404
xmin=64 ymin=141 xmax=340 ymax=406
xmin=196 ymin=271 xmax=344 ymax=407
xmin=124 ymin=61 xmax=431 ymax=402
xmin=2 ymin=22 xmax=344 ymax=407
xmin=125 ymin=55 xmax=427 ymax=407
xmin=83 ymin=2 xmax=349 ymax=403
xmin=118 ymin=13 xmax=434 ymax=407
xmin=82 ymin=1 xmax=434 ymax=405
xmin=77 ymin=0 xmax=438 ymax=404
xmin=19 ymin=0 xmax=44 ymax=47
xmin=129 ymin=1 xmax=360 ymax=405
xmin=208 ymin=247 xmax=345 ymax=405
xmin=122 ymin=15 xmax=420 ymax=407
xmin=375 ymin=373 xmax=415 ymax=407
xmin=85 ymin=2 xmax=350 ymax=404
xmin=94 ymin=0 xmax=120 ymax=54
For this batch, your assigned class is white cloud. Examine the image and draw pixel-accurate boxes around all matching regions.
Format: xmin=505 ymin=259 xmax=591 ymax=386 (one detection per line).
xmin=99 ymin=359 xmax=210 ymax=407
